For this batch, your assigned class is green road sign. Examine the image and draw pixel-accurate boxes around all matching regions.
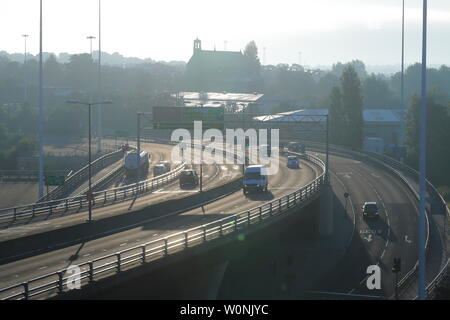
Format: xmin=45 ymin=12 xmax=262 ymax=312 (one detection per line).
xmin=45 ymin=175 xmax=65 ymax=186
xmin=153 ymin=106 xmax=224 ymax=130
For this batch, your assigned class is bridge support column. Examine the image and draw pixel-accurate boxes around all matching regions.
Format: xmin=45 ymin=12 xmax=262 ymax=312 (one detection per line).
xmin=318 ymin=184 xmax=333 ymax=237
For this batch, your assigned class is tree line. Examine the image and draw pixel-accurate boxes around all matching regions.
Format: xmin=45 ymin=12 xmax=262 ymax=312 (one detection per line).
xmin=327 ymin=64 xmax=450 ymax=199
xmin=0 ymin=49 xmax=449 ymax=196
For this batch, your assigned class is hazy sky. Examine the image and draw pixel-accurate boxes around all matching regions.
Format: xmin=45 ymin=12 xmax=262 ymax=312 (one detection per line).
xmin=1 ymin=0 xmax=450 ymax=67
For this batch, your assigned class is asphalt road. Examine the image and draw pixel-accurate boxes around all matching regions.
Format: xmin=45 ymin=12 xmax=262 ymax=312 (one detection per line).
xmin=0 ymin=142 xmax=240 ymax=241
xmin=311 ymin=152 xmax=419 ymax=299
xmin=0 ymin=155 xmax=321 ymax=296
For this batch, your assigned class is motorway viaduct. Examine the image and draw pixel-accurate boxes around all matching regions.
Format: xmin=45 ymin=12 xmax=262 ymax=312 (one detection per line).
xmin=0 ymin=142 xmax=447 ymax=300
xmin=58 ymin=150 xmax=445 ymax=300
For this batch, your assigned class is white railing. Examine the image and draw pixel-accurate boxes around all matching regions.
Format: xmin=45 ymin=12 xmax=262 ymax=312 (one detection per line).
xmin=37 ymin=147 xmax=125 ymax=203
xmin=0 ymin=162 xmax=186 ymax=226
xmin=0 ymin=152 xmax=326 ymax=300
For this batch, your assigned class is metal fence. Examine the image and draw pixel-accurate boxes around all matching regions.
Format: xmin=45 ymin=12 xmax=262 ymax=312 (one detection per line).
xmin=37 ymin=148 xmax=125 ymax=203
xmin=0 ymin=153 xmax=326 ymax=300
xmin=0 ymin=162 xmax=186 ymax=227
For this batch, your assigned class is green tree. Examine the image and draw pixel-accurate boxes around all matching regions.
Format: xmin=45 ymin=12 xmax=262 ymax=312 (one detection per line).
xmin=363 ymin=74 xmax=396 ymax=109
xmin=329 ymin=86 xmax=346 ymax=146
xmin=341 ymin=65 xmax=364 ymax=149
xmin=243 ymin=41 xmax=260 ymax=66
xmin=243 ymin=41 xmax=261 ymax=77
xmin=65 ymin=53 xmax=96 ymax=92
xmin=0 ymin=124 xmax=7 ymax=148
xmin=405 ymin=96 xmax=450 ymax=187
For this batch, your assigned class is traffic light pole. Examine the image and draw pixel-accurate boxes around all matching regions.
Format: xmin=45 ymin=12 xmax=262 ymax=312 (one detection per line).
xmin=392 ymin=257 xmax=401 ymax=300
xmin=88 ymin=103 xmax=93 ymax=222
xmin=136 ymin=113 xmax=141 ymax=192
xmin=395 ymin=272 xmax=399 ymax=300
xmin=200 ymin=149 xmax=203 ymax=192
xmin=326 ymin=115 xmax=329 ymax=183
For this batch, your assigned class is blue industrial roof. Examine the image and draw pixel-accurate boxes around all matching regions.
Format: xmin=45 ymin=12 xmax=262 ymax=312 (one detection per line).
xmin=363 ymin=109 xmax=404 ymax=123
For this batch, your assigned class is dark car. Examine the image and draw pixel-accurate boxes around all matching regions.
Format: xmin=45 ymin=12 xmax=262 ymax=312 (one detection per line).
xmin=287 ymin=155 xmax=300 ymax=168
xmin=362 ymin=202 xmax=379 ymax=219
xmin=179 ymin=169 xmax=199 ymax=187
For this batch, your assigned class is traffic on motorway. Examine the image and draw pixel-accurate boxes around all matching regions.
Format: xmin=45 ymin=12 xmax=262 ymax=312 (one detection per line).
xmin=0 ymin=1 xmax=449 ymax=306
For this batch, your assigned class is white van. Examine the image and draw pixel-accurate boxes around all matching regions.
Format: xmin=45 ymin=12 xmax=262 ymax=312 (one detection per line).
xmin=243 ymin=165 xmax=268 ymax=195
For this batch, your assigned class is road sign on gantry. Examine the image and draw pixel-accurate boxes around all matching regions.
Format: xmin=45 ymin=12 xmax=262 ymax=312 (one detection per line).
xmin=152 ymin=106 xmax=224 ymax=130
xmin=45 ymin=175 xmax=65 ymax=186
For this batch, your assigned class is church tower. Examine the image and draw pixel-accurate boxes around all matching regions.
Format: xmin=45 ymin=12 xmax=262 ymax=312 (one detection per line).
xmin=193 ymin=38 xmax=202 ymax=54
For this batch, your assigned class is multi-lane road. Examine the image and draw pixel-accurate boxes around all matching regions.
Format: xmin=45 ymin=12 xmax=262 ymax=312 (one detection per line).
xmin=0 ymin=141 xmax=241 ymax=242
xmin=0 ymin=140 xmax=445 ymax=300
xmin=312 ymin=152 xmax=419 ymax=298
xmin=0 ymin=143 xmax=321 ymax=297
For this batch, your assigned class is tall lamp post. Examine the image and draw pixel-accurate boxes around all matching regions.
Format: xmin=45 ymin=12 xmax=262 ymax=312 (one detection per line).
xmin=97 ymin=0 xmax=103 ymax=153
xmin=38 ymin=0 xmax=44 ymax=199
xmin=22 ymin=34 xmax=29 ymax=102
xmin=418 ymin=0 xmax=427 ymax=300
xmin=87 ymin=35 xmax=96 ymax=58
xmin=66 ymin=99 xmax=112 ymax=222
xmin=400 ymin=0 xmax=406 ymax=149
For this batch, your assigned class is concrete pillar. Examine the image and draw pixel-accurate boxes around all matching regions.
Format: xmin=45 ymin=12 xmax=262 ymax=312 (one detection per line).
xmin=318 ymin=184 xmax=333 ymax=236
xmin=205 ymin=260 xmax=229 ymax=300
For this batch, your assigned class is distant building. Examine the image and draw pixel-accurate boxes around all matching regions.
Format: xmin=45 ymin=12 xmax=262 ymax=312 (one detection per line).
xmin=173 ymin=91 xmax=265 ymax=126
xmin=178 ymin=91 xmax=263 ymax=111
xmin=363 ymin=109 xmax=404 ymax=146
xmin=185 ymin=39 xmax=261 ymax=92
xmin=254 ymin=108 xmax=404 ymax=149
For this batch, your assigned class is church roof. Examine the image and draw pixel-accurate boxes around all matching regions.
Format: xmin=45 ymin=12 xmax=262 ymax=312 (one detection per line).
xmin=187 ymin=49 xmax=248 ymax=73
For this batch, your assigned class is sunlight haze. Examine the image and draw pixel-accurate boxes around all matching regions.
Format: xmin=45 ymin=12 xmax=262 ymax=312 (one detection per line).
xmin=1 ymin=0 xmax=450 ymax=66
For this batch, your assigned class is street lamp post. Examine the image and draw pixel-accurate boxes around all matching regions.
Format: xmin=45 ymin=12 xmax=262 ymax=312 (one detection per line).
xmin=87 ymin=35 xmax=96 ymax=58
xmin=137 ymin=112 xmax=141 ymax=192
xmin=400 ymin=0 xmax=406 ymax=150
xmin=97 ymin=0 xmax=103 ymax=153
xmin=38 ymin=0 xmax=44 ymax=199
xmin=325 ymin=114 xmax=329 ymax=183
xmin=418 ymin=0 xmax=428 ymax=300
xmin=22 ymin=34 xmax=29 ymax=102
xmin=67 ymin=100 xmax=112 ymax=222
